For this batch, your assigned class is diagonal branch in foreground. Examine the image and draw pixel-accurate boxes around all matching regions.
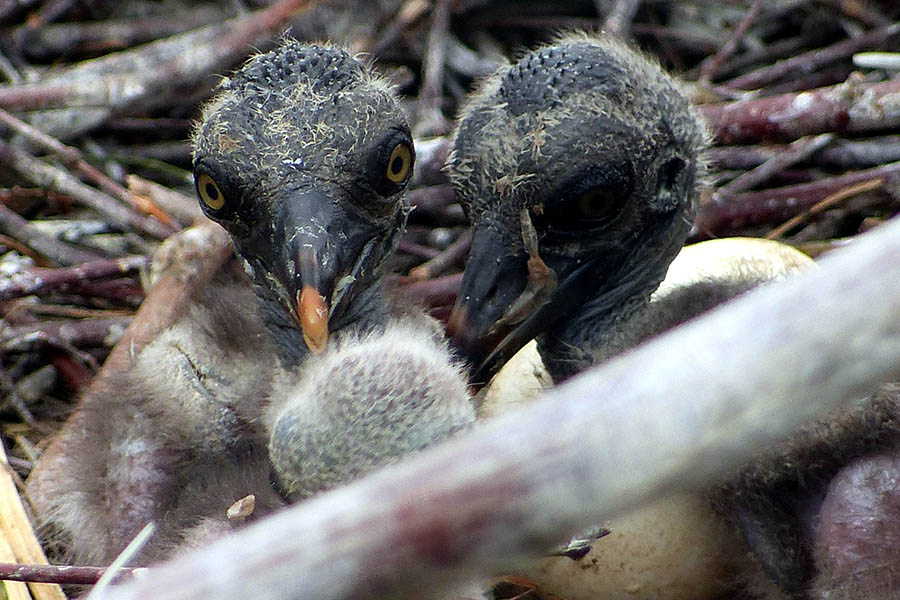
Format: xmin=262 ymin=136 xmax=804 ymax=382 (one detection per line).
xmin=96 ymin=216 xmax=900 ymax=600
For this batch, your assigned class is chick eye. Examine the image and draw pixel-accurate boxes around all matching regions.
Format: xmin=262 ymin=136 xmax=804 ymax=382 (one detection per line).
xmin=385 ymin=142 xmax=413 ymax=184
xmin=577 ymin=186 xmax=618 ymax=220
xmin=196 ymin=173 xmax=225 ymax=210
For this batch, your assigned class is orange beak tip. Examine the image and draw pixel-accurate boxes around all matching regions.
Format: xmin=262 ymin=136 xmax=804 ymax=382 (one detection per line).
xmin=298 ymin=284 xmax=329 ymax=353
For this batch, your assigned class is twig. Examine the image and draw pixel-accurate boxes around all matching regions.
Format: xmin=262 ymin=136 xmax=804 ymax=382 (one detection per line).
xmin=87 ymin=523 xmax=155 ymax=599
xmin=93 ymin=215 xmax=900 ymax=600
xmin=693 ymin=161 xmax=900 ymax=238
xmin=18 ymin=10 xmax=225 ymax=60
xmin=724 ymin=22 xmax=900 ymax=90
xmin=706 ymin=135 xmax=900 ymax=171
xmin=0 ymin=140 xmax=173 ymax=240
xmin=125 ymin=175 xmax=202 ymax=228
xmin=697 ymin=0 xmax=762 ymax=85
xmin=409 ymin=231 xmax=471 ymax=281
xmin=410 ymin=136 xmax=452 ymax=187
xmin=602 ymin=0 xmax=641 ymax=38
xmin=0 ymin=255 xmax=148 ymax=302
xmin=416 ymin=0 xmax=453 ymax=136
xmin=0 ymin=108 xmax=177 ymax=228
xmin=394 ymin=272 xmax=462 ymax=308
xmin=0 ymin=438 xmax=65 ymax=600
xmin=765 ymin=177 xmax=884 ymax=239
xmin=697 ymin=77 xmax=900 ymax=144
xmin=0 ymin=318 xmax=132 ymax=355
xmin=0 ymin=563 xmax=141 ymax=586
xmin=715 ymin=133 xmax=834 ymax=197
xmin=0 ymin=204 xmax=102 ymax=266
xmin=0 ymin=0 xmax=317 ymax=139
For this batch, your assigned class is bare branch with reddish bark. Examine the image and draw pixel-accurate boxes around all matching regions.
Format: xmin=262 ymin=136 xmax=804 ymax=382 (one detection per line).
xmin=697 ymin=78 xmax=900 ymax=144
xmin=693 ymin=160 xmax=900 ymax=238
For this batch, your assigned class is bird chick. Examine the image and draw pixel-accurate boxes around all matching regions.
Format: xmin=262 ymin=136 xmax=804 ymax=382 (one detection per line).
xmin=29 ymin=41 xmax=476 ymax=568
xmin=192 ymin=42 xmax=476 ymax=501
xmin=446 ymin=32 xmax=900 ymax=600
xmin=27 ymin=255 xmax=286 ymax=566
xmin=446 ymin=31 xmax=706 ymax=385
xmin=193 ymin=40 xmax=413 ymax=365
xmin=267 ymin=316 xmax=473 ymax=500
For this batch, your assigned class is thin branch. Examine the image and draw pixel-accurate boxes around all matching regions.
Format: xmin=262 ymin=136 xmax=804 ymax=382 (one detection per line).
xmin=0 ymin=140 xmax=174 ymax=240
xmin=765 ymin=177 xmax=884 ymax=239
xmin=0 ymin=108 xmax=177 ymax=228
xmin=715 ymin=133 xmax=834 ymax=197
xmin=0 ymin=563 xmax=142 ymax=586
xmin=0 ymin=203 xmax=102 ymax=266
xmin=409 ymin=230 xmax=471 ymax=281
xmin=0 ymin=255 xmax=147 ymax=302
xmin=697 ymin=78 xmax=900 ymax=144
xmin=697 ymin=0 xmax=763 ymax=85
xmin=724 ymin=22 xmax=900 ymax=90
xmin=693 ymin=160 xmax=900 ymax=238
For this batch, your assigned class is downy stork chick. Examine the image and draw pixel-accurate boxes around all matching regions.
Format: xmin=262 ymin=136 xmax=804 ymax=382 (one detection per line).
xmin=193 ymin=41 xmax=475 ymax=500
xmin=28 ymin=41 xmax=475 ymax=567
xmin=447 ymin=32 xmax=900 ymax=600
xmin=446 ymin=32 xmax=706 ymax=385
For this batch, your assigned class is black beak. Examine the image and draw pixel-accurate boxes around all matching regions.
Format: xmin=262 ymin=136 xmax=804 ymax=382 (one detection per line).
xmin=448 ymin=227 xmax=604 ymax=386
xmin=239 ymin=187 xmax=386 ymax=354
xmin=449 ymin=210 xmax=680 ymax=386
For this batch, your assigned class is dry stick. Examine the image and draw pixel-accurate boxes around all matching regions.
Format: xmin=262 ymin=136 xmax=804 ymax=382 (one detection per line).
xmin=0 ymin=141 xmax=172 ymax=240
xmin=408 ymin=184 xmax=457 ymax=214
xmin=697 ymin=78 xmax=900 ymax=145
xmin=693 ymin=160 xmax=900 ymax=238
xmin=697 ymin=0 xmax=762 ymax=85
xmin=0 ymin=563 xmax=141 ymax=586
xmin=0 ymin=0 xmax=316 ymax=138
xmin=715 ymin=133 xmax=834 ymax=197
xmin=766 ymin=177 xmax=884 ymax=239
xmin=725 ymin=22 xmax=900 ymax=90
xmin=0 ymin=255 xmax=148 ymax=302
xmin=125 ymin=175 xmax=203 ymax=228
xmin=602 ymin=0 xmax=642 ymax=37
xmin=0 ymin=204 xmax=102 ymax=266
xmin=0 ymin=318 xmax=132 ymax=354
xmin=416 ymin=0 xmax=452 ymax=135
xmin=0 ymin=108 xmax=177 ymax=228
xmin=820 ymin=0 xmax=893 ymax=27
xmin=96 ymin=216 xmax=900 ymax=600
xmin=19 ymin=10 xmax=224 ymax=59
xmin=394 ymin=272 xmax=462 ymax=308
xmin=707 ymin=135 xmax=900 ymax=171
xmin=409 ymin=136 xmax=452 ymax=187
xmin=408 ymin=230 xmax=471 ymax=281
xmin=0 ymin=440 xmax=65 ymax=600
xmin=0 ymin=532 xmax=29 ymax=600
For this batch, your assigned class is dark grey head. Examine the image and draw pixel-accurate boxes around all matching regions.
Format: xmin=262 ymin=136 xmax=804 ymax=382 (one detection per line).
xmin=193 ymin=41 xmax=415 ymax=364
xmin=446 ymin=33 xmax=706 ymax=383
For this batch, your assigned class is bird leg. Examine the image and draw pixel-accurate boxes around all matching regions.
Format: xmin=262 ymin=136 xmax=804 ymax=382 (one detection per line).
xmin=487 ymin=209 xmax=558 ymax=337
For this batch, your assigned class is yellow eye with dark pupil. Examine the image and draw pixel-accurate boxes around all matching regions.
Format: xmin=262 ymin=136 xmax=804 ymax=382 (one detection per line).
xmin=197 ymin=173 xmax=225 ymax=210
xmin=577 ymin=187 xmax=617 ymax=220
xmin=386 ymin=143 xmax=412 ymax=184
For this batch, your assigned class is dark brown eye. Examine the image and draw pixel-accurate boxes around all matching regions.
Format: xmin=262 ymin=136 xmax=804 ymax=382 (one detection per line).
xmin=197 ymin=173 xmax=225 ymax=210
xmin=577 ymin=186 xmax=617 ymax=220
xmin=386 ymin=142 xmax=413 ymax=184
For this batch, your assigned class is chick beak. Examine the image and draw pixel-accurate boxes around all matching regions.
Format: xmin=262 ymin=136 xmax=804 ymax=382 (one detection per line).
xmin=448 ymin=212 xmax=556 ymax=384
xmin=296 ymin=246 xmax=329 ymax=353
